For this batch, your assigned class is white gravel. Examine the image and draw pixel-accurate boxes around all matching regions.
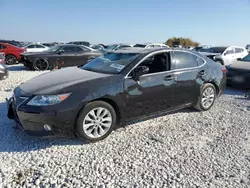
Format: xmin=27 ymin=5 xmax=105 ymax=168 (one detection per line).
xmin=0 ymin=64 xmax=250 ymax=187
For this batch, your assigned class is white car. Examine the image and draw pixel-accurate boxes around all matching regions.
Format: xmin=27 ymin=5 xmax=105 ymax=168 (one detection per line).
xmin=133 ymin=43 xmax=169 ymax=48
xmin=25 ymin=44 xmax=49 ymax=53
xmin=204 ymin=46 xmax=248 ymax=66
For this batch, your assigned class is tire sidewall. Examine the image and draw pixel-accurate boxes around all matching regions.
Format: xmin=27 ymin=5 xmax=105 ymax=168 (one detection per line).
xmin=33 ymin=58 xmax=49 ymax=71
xmin=199 ymin=84 xmax=216 ymax=111
xmin=5 ymin=55 xmax=17 ymax=65
xmin=76 ymin=101 xmax=116 ymax=142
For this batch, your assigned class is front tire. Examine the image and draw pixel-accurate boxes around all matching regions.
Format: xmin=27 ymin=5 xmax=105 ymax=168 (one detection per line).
xmin=194 ymin=83 xmax=216 ymax=111
xmin=75 ymin=101 xmax=116 ymax=142
xmin=5 ymin=55 xmax=17 ymax=65
xmin=33 ymin=58 xmax=49 ymax=71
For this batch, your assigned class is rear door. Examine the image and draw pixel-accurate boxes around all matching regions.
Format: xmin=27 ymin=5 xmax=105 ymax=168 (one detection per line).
xmin=171 ymin=50 xmax=204 ymax=107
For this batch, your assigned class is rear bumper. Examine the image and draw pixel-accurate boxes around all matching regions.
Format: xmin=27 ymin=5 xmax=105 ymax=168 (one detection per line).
xmin=6 ymin=97 xmax=77 ymax=138
xmin=226 ymin=72 xmax=250 ymax=89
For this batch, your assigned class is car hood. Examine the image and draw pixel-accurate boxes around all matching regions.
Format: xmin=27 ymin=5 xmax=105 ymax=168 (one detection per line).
xmin=20 ymin=67 xmax=112 ymax=95
xmin=227 ymin=60 xmax=250 ymax=71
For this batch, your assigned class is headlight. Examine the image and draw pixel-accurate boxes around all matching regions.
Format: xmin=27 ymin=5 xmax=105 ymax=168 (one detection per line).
xmin=27 ymin=93 xmax=71 ymax=106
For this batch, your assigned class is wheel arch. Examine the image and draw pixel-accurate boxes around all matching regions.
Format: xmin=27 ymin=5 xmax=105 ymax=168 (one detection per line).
xmin=202 ymin=81 xmax=220 ymax=95
xmin=74 ymin=98 xmax=121 ymax=130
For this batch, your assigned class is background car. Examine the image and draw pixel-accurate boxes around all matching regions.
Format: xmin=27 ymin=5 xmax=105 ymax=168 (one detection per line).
xmin=0 ymin=40 xmax=24 ymax=48
xmin=90 ymin=44 xmax=106 ymax=53
xmin=7 ymin=48 xmax=226 ymax=142
xmin=67 ymin=41 xmax=90 ymax=47
xmin=42 ymin=43 xmax=56 ymax=48
xmin=246 ymin=44 xmax=250 ymax=52
xmin=226 ymin=53 xmax=250 ymax=89
xmin=20 ymin=44 xmax=102 ymax=70
xmin=105 ymin=44 xmax=133 ymax=51
xmin=24 ymin=44 xmax=50 ymax=53
xmin=200 ymin=46 xmax=248 ymax=65
xmin=0 ymin=42 xmax=27 ymax=65
xmin=0 ymin=53 xmax=8 ymax=80
xmin=133 ymin=43 xmax=169 ymax=48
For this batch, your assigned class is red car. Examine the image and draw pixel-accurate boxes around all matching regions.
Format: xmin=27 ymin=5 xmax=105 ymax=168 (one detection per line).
xmin=0 ymin=42 xmax=27 ymax=65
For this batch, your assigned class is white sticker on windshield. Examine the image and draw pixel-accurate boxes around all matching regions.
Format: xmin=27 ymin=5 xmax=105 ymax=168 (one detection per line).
xmin=110 ymin=64 xmax=125 ymax=70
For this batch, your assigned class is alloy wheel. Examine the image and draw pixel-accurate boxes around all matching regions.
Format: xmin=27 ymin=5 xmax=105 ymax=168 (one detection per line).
xmin=201 ymin=87 xmax=215 ymax=108
xmin=83 ymin=107 xmax=112 ymax=138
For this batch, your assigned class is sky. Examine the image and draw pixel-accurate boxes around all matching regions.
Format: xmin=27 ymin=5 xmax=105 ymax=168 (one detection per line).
xmin=0 ymin=0 xmax=249 ymax=46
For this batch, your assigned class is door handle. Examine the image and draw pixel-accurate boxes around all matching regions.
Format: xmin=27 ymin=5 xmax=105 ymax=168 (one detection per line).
xmin=164 ymin=75 xmax=175 ymax=81
xmin=198 ymin=70 xmax=205 ymax=76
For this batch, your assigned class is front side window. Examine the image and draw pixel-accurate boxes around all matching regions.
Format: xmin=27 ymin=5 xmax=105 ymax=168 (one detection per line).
xmin=129 ymin=52 xmax=171 ymax=77
xmin=82 ymin=52 xmax=139 ymax=74
xmin=27 ymin=45 xmax=36 ymax=48
xmin=172 ymin=51 xmax=198 ymax=69
xmin=44 ymin=45 xmax=61 ymax=52
xmin=0 ymin=44 xmax=6 ymax=49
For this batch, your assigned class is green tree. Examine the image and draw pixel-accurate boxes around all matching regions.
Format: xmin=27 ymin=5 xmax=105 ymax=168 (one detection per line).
xmin=165 ymin=37 xmax=200 ymax=47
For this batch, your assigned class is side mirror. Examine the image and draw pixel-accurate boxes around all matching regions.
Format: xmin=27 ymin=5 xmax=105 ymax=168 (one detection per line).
xmin=237 ymin=58 xmax=242 ymax=61
xmin=132 ymin=66 xmax=149 ymax=81
xmin=223 ymin=52 xmax=227 ymax=56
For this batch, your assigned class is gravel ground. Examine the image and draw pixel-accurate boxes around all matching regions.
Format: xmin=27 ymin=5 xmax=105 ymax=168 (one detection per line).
xmin=0 ymin=65 xmax=250 ymax=188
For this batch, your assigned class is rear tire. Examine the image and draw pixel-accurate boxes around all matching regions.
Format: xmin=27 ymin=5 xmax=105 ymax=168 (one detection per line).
xmin=194 ymin=83 xmax=216 ymax=111
xmin=5 ymin=55 xmax=17 ymax=65
xmin=33 ymin=58 xmax=49 ymax=71
xmin=75 ymin=101 xmax=116 ymax=142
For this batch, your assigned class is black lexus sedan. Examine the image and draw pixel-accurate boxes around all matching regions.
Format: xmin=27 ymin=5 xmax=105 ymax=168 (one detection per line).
xmin=20 ymin=44 xmax=101 ymax=70
xmin=226 ymin=54 xmax=250 ymax=88
xmin=7 ymin=48 xmax=227 ymax=142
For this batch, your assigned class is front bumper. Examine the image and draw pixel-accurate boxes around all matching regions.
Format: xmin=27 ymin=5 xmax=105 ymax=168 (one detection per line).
xmin=6 ymin=97 xmax=77 ymax=138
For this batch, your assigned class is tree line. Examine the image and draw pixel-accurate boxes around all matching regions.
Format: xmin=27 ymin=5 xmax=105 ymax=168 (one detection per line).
xmin=165 ymin=37 xmax=200 ymax=47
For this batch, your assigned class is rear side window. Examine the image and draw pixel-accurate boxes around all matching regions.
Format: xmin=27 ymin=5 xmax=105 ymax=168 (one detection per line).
xmin=172 ymin=51 xmax=199 ymax=69
xmin=235 ymin=48 xmax=243 ymax=53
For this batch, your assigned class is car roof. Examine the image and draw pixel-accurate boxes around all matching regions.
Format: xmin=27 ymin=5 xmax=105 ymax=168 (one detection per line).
xmin=110 ymin=47 xmax=197 ymax=54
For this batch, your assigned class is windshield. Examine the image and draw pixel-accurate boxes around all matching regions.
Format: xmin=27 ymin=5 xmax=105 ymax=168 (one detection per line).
xmin=106 ymin=45 xmax=118 ymax=50
xmin=82 ymin=52 xmax=140 ymax=74
xmin=134 ymin=44 xmax=146 ymax=48
xmin=208 ymin=47 xmax=227 ymax=54
xmin=44 ymin=45 xmax=61 ymax=52
xmin=241 ymin=54 xmax=250 ymax=62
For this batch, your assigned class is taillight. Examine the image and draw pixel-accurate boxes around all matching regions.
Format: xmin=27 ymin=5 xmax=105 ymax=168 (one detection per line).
xmin=221 ymin=67 xmax=227 ymax=73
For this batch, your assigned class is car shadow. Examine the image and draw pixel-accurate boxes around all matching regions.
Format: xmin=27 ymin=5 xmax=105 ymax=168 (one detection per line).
xmin=224 ymin=86 xmax=249 ymax=97
xmin=0 ymin=102 xmax=87 ymax=153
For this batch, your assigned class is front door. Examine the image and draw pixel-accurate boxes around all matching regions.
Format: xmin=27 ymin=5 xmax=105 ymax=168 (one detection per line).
xmin=124 ymin=52 xmax=176 ymax=120
xmin=223 ymin=47 xmax=235 ymax=65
